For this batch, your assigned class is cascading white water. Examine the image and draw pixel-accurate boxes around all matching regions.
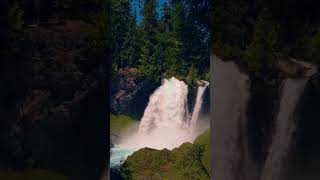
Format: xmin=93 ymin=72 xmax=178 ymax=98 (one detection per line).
xmin=190 ymin=81 xmax=209 ymax=129
xmin=110 ymin=77 xmax=209 ymax=167
xmin=119 ymin=77 xmax=208 ymax=150
xmin=138 ymin=77 xmax=190 ymax=134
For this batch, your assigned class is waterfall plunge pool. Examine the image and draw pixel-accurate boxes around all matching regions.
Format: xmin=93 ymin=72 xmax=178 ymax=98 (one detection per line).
xmin=110 ymin=147 xmax=136 ymax=168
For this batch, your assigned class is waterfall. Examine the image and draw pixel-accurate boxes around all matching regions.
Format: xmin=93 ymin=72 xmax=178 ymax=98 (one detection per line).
xmin=138 ymin=77 xmax=190 ymax=134
xmin=260 ymin=79 xmax=307 ymax=180
xmin=211 ymin=54 xmax=317 ymax=180
xmin=190 ymin=81 xmax=209 ymax=129
xmin=261 ymin=61 xmax=317 ymax=180
xmin=211 ymin=55 xmax=258 ymax=180
xmin=139 ymin=77 xmax=209 ymax=134
xmin=116 ymin=77 xmax=208 ymax=151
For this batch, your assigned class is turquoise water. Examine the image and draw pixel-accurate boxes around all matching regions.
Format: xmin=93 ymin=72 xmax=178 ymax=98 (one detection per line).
xmin=110 ymin=147 xmax=136 ymax=168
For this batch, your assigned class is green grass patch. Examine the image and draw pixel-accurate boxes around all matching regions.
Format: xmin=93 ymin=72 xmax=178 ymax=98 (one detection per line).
xmin=194 ymin=129 xmax=210 ymax=145
xmin=110 ymin=114 xmax=138 ymax=134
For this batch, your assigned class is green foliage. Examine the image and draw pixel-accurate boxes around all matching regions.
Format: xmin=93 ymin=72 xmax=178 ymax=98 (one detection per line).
xmin=161 ymin=1 xmax=172 ymax=32
xmin=112 ymin=0 xmax=209 ymax=85
xmin=213 ymin=0 xmax=320 ymax=74
xmin=139 ymin=0 xmax=161 ymax=82
xmin=119 ymin=14 xmax=141 ymax=67
xmin=186 ymin=64 xmax=198 ymax=85
xmin=174 ymin=143 xmax=210 ymax=179
xmin=110 ymin=114 xmax=138 ymax=134
xmin=123 ymin=129 xmax=210 ymax=180
xmin=194 ymin=129 xmax=210 ymax=174
xmin=212 ymin=0 xmax=248 ymax=48
xmin=111 ymin=0 xmax=140 ymax=71
xmin=213 ymin=42 xmax=244 ymax=61
xmin=125 ymin=148 xmax=175 ymax=179
xmin=170 ymin=129 xmax=211 ymax=179
xmin=244 ymin=8 xmax=280 ymax=73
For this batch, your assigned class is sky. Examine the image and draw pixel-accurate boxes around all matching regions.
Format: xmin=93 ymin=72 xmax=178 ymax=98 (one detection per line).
xmin=131 ymin=0 xmax=167 ymax=23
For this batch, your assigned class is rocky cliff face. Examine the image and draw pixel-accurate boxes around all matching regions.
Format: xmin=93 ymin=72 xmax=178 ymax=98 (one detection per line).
xmin=0 ymin=20 xmax=107 ymax=180
xmin=285 ymin=71 xmax=320 ymax=180
xmin=110 ymin=68 xmax=158 ymax=119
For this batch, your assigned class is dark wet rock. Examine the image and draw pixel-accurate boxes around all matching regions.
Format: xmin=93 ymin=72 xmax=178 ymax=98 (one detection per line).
xmin=285 ymin=71 xmax=320 ymax=180
xmin=273 ymin=54 xmax=318 ymax=78
xmin=110 ymin=68 xmax=158 ymax=119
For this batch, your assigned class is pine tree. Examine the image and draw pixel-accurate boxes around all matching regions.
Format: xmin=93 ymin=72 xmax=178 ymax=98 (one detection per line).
xmin=110 ymin=0 xmax=210 ymax=84
xmin=119 ymin=9 xmax=141 ymax=67
xmin=139 ymin=0 xmax=159 ymax=79
xmin=111 ymin=0 xmax=131 ymax=69
xmin=186 ymin=64 xmax=198 ymax=85
xmin=160 ymin=1 xmax=172 ymax=32
xmin=170 ymin=2 xmax=187 ymax=75
xmin=174 ymin=0 xmax=209 ymax=78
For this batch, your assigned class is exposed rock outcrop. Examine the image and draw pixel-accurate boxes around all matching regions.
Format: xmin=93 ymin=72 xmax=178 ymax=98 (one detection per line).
xmin=110 ymin=68 xmax=158 ymax=119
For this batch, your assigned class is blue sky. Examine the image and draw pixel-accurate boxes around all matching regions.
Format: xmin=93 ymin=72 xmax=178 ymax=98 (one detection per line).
xmin=131 ymin=0 xmax=167 ymax=23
